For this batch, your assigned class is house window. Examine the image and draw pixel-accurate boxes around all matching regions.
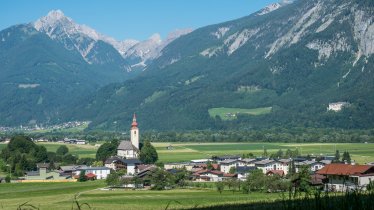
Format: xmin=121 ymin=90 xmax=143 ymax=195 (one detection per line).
xmin=134 ymin=131 xmax=136 ymax=135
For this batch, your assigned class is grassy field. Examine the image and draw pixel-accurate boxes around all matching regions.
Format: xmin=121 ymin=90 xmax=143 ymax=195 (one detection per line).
xmin=1 ymin=142 xmax=373 ymax=164
xmin=0 ymin=181 xmax=279 ymax=210
xmin=153 ymin=142 xmax=374 ymax=164
xmin=208 ymin=107 xmax=272 ymax=120
xmin=0 ymin=142 xmax=97 ymax=159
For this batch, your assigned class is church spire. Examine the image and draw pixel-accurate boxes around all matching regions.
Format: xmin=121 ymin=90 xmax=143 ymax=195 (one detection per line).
xmin=131 ymin=113 xmax=138 ymax=128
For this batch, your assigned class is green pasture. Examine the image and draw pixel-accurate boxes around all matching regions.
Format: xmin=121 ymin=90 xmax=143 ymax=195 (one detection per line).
xmin=208 ymin=107 xmax=272 ymax=120
xmin=0 ymin=181 xmax=279 ymax=210
xmin=0 ymin=142 xmax=97 ymax=159
xmin=153 ymin=142 xmax=374 ymax=164
xmin=37 ymin=142 xmax=98 ymax=158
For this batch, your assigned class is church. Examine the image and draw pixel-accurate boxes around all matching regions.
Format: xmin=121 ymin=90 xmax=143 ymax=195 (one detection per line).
xmin=117 ymin=114 xmax=140 ymax=159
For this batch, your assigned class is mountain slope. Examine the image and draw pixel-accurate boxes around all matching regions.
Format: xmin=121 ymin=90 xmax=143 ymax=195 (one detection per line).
xmin=71 ymin=0 xmax=374 ymax=131
xmin=0 ymin=24 xmax=128 ymax=126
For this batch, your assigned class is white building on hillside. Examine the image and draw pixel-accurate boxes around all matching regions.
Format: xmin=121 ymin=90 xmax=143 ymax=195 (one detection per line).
xmin=328 ymin=102 xmax=349 ymax=112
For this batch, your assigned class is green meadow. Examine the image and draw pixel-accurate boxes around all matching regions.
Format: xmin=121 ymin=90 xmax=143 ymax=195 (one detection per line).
xmin=153 ymin=142 xmax=374 ymax=164
xmin=0 ymin=181 xmax=279 ymax=210
xmin=208 ymin=107 xmax=272 ymax=120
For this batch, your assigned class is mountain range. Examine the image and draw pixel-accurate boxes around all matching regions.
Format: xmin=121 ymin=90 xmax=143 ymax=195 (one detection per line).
xmin=1 ymin=0 xmax=374 ymax=131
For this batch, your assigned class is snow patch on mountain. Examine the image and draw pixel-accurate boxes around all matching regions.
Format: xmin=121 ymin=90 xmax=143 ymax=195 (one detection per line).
xmin=257 ymin=3 xmax=282 ymax=16
xmin=124 ymin=29 xmax=192 ymax=69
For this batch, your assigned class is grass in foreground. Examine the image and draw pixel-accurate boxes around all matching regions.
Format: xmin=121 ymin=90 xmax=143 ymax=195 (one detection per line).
xmin=0 ymin=181 xmax=279 ymax=210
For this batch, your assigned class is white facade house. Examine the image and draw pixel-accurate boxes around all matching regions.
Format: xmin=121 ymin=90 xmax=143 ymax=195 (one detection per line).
xmin=76 ymin=167 xmax=111 ymax=179
xmin=239 ymin=159 xmax=257 ymax=167
xmin=220 ymin=159 xmax=238 ymax=173
xmin=317 ymin=164 xmax=374 ymax=192
xmin=295 ymin=161 xmax=325 ymax=173
xmin=117 ymin=114 xmax=140 ymax=159
xmin=255 ymin=160 xmax=280 ymax=174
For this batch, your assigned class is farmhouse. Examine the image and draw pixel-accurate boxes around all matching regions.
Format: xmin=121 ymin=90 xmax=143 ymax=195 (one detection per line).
xmin=317 ymin=164 xmax=374 ymax=191
xmin=117 ymin=114 xmax=140 ymax=159
xmin=76 ymin=166 xmax=111 ymax=179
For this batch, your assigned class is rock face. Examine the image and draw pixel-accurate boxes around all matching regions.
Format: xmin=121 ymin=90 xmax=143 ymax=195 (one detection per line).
xmin=33 ymin=10 xmax=193 ymax=72
xmin=74 ymin=0 xmax=374 ymax=131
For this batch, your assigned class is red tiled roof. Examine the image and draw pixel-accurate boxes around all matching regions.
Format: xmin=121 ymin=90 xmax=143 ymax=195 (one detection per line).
xmin=316 ymin=164 xmax=374 ymax=176
xmin=266 ymin=170 xmax=285 ymax=176
xmin=85 ymin=173 xmax=96 ymax=178
xmin=212 ymin=164 xmax=220 ymax=170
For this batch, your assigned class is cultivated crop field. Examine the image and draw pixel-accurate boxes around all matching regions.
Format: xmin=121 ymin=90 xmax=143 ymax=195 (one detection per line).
xmin=0 ymin=181 xmax=279 ymax=210
xmin=153 ymin=142 xmax=374 ymax=164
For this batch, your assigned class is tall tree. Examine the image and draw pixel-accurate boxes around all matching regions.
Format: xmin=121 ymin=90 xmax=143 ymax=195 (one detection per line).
xmin=56 ymin=145 xmax=69 ymax=156
xmin=334 ymin=150 xmax=340 ymax=162
xmin=139 ymin=141 xmax=158 ymax=164
xmin=96 ymin=142 xmax=117 ymax=162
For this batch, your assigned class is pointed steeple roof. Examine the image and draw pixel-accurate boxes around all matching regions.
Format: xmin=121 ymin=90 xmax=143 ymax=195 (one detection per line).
xmin=131 ymin=113 xmax=138 ymax=128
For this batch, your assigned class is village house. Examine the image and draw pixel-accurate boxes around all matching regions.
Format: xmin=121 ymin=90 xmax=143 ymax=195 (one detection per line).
xmin=295 ymin=161 xmax=325 ymax=173
xmin=220 ymin=159 xmax=239 ymax=173
xmin=117 ymin=114 xmax=140 ymax=159
xmin=317 ymin=164 xmax=374 ymax=191
xmin=75 ymin=166 xmax=111 ymax=179
xmin=164 ymin=162 xmax=190 ymax=170
xmin=123 ymin=159 xmax=142 ymax=175
xmin=254 ymin=159 xmax=280 ymax=174
xmin=105 ymin=156 xmax=126 ymax=171
xmin=193 ymin=170 xmax=225 ymax=182
xmin=239 ymin=158 xmax=257 ymax=167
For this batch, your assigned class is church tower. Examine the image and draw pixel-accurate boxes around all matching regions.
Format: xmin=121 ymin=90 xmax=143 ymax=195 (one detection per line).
xmin=130 ymin=113 xmax=139 ymax=150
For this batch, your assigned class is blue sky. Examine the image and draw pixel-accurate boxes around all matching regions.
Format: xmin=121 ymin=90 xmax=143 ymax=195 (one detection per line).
xmin=1 ymin=0 xmax=279 ymax=41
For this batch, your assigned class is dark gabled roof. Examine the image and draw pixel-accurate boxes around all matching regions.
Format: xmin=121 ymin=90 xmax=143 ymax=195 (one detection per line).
xmin=220 ymin=159 xmax=238 ymax=164
xmin=123 ymin=159 xmax=142 ymax=164
xmin=240 ymin=158 xmax=257 ymax=163
xmin=118 ymin=140 xmax=138 ymax=151
xmin=104 ymin=156 xmax=125 ymax=164
xmin=79 ymin=167 xmax=110 ymax=171
xmin=255 ymin=159 xmax=276 ymax=165
xmin=59 ymin=165 xmax=87 ymax=172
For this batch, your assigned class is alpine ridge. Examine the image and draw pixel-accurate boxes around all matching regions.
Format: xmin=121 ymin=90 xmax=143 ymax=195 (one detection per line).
xmin=69 ymin=0 xmax=374 ymax=131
